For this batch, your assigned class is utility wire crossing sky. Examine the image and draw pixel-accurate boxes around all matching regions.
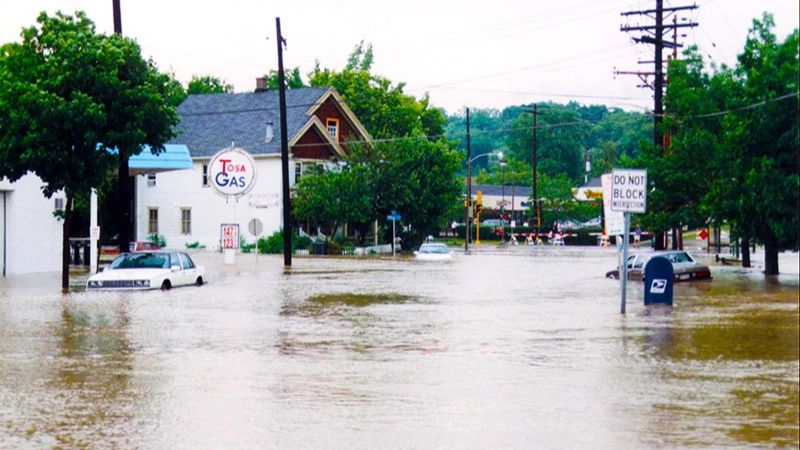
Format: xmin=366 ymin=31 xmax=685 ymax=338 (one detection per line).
xmin=1 ymin=0 xmax=797 ymax=113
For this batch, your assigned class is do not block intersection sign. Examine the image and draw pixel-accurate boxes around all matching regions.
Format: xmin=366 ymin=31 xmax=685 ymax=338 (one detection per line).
xmin=610 ymin=169 xmax=647 ymax=213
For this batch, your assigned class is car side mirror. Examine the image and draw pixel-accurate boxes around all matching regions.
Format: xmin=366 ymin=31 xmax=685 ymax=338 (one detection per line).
xmin=171 ymin=265 xmax=181 ymax=272
xmin=413 ymin=251 xmax=418 ymax=255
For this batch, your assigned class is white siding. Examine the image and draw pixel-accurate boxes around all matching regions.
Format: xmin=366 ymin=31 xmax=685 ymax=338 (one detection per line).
xmin=135 ymin=157 xmax=287 ymax=249
xmin=0 ymin=174 xmax=62 ymax=275
xmin=1 ymin=191 xmax=5 ymax=276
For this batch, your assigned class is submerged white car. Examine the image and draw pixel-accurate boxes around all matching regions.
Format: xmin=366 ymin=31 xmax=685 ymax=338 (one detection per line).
xmin=414 ymin=243 xmax=453 ymax=261
xmin=87 ymin=251 xmax=205 ymax=290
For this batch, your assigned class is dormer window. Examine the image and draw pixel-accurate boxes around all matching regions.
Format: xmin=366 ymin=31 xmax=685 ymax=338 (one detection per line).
xmin=326 ymin=118 xmax=339 ymax=141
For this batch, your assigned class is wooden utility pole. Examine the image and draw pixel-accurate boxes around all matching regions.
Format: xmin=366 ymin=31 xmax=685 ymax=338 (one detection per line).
xmin=112 ymin=0 xmax=122 ymax=34
xmin=619 ymin=1 xmax=697 ymax=250
xmin=464 ymin=108 xmax=472 ymax=252
xmin=112 ymin=0 xmax=133 ymax=254
xmin=532 ymin=104 xmax=538 ymax=230
xmin=525 ymin=105 xmax=541 ymax=231
xmin=276 ymin=17 xmax=292 ymax=266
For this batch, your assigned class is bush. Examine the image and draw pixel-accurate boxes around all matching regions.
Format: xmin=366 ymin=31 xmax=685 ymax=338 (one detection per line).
xmin=185 ymin=241 xmax=205 ymax=249
xmin=295 ymin=235 xmax=313 ymax=251
xmin=148 ymin=233 xmax=166 ymax=248
xmin=257 ymin=230 xmax=315 ymax=254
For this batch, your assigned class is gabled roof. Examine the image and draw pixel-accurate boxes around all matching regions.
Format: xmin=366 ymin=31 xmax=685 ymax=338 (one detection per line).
xmin=169 ymin=87 xmax=331 ymax=158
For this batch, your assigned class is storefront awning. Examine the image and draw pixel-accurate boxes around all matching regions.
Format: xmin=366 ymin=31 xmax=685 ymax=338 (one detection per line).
xmin=129 ymin=144 xmax=193 ymax=175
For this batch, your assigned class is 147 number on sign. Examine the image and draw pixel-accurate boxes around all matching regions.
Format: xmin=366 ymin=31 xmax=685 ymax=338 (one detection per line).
xmin=220 ymin=224 xmax=240 ymax=250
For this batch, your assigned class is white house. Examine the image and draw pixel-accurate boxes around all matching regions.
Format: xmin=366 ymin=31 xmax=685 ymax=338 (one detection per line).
xmin=0 ymin=174 xmax=64 ymax=275
xmin=134 ymin=85 xmax=371 ymax=249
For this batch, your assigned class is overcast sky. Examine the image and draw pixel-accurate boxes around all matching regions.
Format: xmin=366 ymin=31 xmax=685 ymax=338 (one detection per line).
xmin=1 ymin=0 xmax=798 ymax=114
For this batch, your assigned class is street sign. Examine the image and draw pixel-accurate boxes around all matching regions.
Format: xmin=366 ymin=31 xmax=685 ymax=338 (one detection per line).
xmin=610 ymin=169 xmax=647 ymax=213
xmin=386 ymin=210 xmax=401 ymax=256
xmin=601 ymin=174 xmax=624 ymax=235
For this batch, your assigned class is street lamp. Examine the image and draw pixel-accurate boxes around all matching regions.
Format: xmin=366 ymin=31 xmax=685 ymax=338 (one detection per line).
xmin=500 ymin=159 xmax=507 ymax=243
xmin=465 ymin=150 xmax=503 ymax=252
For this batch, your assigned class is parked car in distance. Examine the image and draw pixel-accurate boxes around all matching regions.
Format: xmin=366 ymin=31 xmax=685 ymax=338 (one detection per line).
xmin=414 ymin=243 xmax=453 ymax=261
xmin=605 ymin=251 xmax=712 ymax=282
xmin=87 ymin=251 xmax=205 ymax=290
xmin=480 ymin=219 xmax=507 ymax=227
xmin=581 ymin=217 xmax=602 ymax=228
xmin=129 ymin=241 xmax=161 ymax=252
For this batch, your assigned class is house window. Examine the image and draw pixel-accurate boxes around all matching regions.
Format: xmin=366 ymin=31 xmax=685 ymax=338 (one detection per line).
xmin=147 ymin=174 xmax=156 ymax=187
xmin=326 ymin=118 xmax=339 ymax=140
xmin=202 ymin=164 xmax=209 ymax=187
xmin=295 ymin=162 xmax=323 ymax=182
xmin=54 ymin=198 xmax=64 ymax=211
xmin=181 ymin=208 xmax=191 ymax=235
xmin=148 ymin=208 xmax=159 ymax=235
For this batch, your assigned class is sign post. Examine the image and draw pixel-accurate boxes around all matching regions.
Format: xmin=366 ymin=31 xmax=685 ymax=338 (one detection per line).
xmin=208 ymin=147 xmax=256 ymax=265
xmin=386 ymin=210 xmax=401 ymax=256
xmin=221 ymin=223 xmax=240 ymax=265
xmin=610 ymin=169 xmax=647 ymax=314
xmin=89 ymin=188 xmax=99 ymax=274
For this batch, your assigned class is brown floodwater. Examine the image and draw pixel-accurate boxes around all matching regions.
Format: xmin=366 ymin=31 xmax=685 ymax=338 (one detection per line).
xmin=0 ymin=247 xmax=797 ymax=449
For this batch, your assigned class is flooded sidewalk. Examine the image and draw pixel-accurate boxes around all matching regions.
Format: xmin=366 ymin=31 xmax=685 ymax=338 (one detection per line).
xmin=1 ymin=248 xmax=798 ymax=449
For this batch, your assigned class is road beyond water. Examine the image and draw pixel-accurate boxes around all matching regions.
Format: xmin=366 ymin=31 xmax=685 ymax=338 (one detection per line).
xmin=1 ymin=247 xmax=798 ymax=449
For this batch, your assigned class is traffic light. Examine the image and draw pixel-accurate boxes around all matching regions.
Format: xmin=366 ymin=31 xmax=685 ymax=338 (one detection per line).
xmin=476 ymin=190 xmax=483 ymax=205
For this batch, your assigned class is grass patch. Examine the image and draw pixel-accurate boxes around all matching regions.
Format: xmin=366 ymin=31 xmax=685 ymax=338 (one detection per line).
xmin=305 ymin=292 xmax=416 ymax=308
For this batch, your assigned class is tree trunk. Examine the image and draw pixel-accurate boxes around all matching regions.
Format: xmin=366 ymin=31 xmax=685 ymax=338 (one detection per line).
xmin=118 ymin=154 xmax=131 ymax=253
xmin=671 ymin=227 xmax=679 ymax=250
xmin=764 ymin=232 xmax=779 ymax=275
xmin=61 ymin=195 xmax=74 ymax=294
xmin=741 ymin=239 xmax=751 ymax=268
xmin=653 ymin=231 xmax=667 ymax=250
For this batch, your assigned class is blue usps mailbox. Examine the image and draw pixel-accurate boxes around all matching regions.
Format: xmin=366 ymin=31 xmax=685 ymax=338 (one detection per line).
xmin=644 ymin=256 xmax=674 ymax=306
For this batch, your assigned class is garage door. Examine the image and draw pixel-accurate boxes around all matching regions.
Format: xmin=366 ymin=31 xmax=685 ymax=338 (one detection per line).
xmin=1 ymin=191 xmax=5 ymax=276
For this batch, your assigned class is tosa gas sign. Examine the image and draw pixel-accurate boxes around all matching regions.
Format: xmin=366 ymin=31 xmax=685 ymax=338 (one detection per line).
xmin=208 ymin=147 xmax=257 ymax=199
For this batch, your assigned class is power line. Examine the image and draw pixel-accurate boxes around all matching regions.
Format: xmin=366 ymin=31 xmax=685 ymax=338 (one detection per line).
xmin=409 ymin=45 xmax=632 ymax=92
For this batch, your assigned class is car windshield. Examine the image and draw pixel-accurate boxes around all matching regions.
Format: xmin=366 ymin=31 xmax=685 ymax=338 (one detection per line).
xmin=419 ymin=244 xmax=449 ymax=254
xmin=666 ymin=252 xmax=693 ymax=263
xmin=109 ymin=253 xmax=170 ymax=270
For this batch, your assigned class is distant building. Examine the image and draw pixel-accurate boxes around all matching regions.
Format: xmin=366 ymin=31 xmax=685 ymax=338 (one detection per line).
xmin=572 ymin=176 xmax=603 ymax=201
xmin=1 ymin=175 xmax=63 ymax=275
xmin=135 ymin=84 xmax=371 ymax=249
xmin=470 ymin=183 xmax=533 ymax=223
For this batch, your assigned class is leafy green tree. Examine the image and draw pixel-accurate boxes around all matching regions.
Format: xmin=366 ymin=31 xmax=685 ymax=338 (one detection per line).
xmin=640 ymin=47 xmax=721 ymax=245
xmin=506 ymin=104 xmax=590 ymax=181
xmin=356 ymin=138 xmax=461 ymax=247
xmin=446 ymin=108 xmax=508 ymax=173
xmin=720 ymin=14 xmax=798 ymax=274
xmin=309 ymin=44 xmax=446 ymax=139
xmin=293 ymin=165 xmax=372 ymax=243
xmin=658 ymin=13 xmax=798 ymax=273
xmin=265 ymin=67 xmax=305 ymax=90
xmin=0 ymin=11 xmax=178 ymax=291
xmin=187 ymin=75 xmax=233 ymax=94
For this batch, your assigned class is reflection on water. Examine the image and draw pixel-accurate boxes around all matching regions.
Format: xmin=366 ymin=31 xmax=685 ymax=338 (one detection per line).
xmin=0 ymin=249 xmax=797 ymax=449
